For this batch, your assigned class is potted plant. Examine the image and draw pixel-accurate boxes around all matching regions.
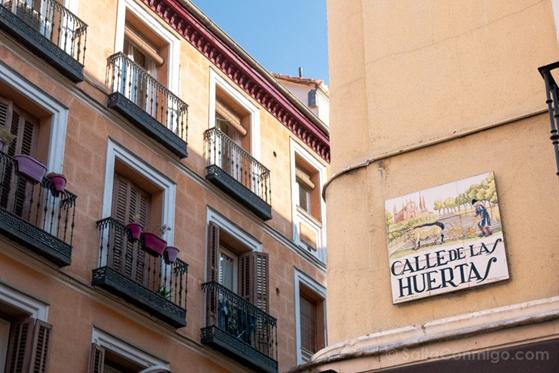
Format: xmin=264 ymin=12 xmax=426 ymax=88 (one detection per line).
xmin=13 ymin=154 xmax=47 ymax=184
xmin=0 ymin=127 xmax=15 ymax=153
xmin=157 ymin=286 xmax=171 ymax=299
xmin=164 ymin=246 xmax=180 ymax=264
xmin=46 ymin=173 xmax=67 ymax=196
xmin=125 ymin=214 xmax=143 ymax=242
xmin=141 ymin=232 xmax=167 ymax=256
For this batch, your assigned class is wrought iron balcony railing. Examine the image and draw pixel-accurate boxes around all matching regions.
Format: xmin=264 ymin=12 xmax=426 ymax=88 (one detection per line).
xmin=92 ymin=217 xmax=188 ymax=328
xmin=0 ymin=152 xmax=76 ymax=266
xmin=201 ymin=281 xmax=278 ymax=373
xmin=106 ymin=52 xmax=188 ymax=157
xmin=204 ymin=128 xmax=272 ymax=220
xmin=0 ymin=0 xmax=87 ymax=81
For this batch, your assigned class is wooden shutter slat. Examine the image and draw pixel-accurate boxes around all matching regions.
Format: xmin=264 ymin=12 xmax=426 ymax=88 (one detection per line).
xmin=206 ymin=222 xmax=220 ymax=282
xmin=88 ymin=343 xmax=105 ymax=373
xmin=5 ymin=318 xmax=52 ymax=373
xmin=6 ymin=318 xmax=33 ymax=373
xmin=30 ymin=320 xmax=51 ymax=373
xmin=239 ymin=251 xmax=269 ymax=312
xmin=0 ymin=96 xmax=13 ymax=129
xmin=111 ymin=174 xmax=151 ymax=284
xmin=238 ymin=253 xmax=251 ymax=301
xmin=253 ymin=252 xmax=269 ymax=312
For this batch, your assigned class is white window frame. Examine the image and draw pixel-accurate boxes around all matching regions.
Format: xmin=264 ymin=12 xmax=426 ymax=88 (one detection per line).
xmin=91 ymin=327 xmax=170 ymax=371
xmin=100 ymin=140 xmax=176 ymax=265
xmin=0 ymin=283 xmax=49 ymax=321
xmin=208 ymin=69 xmax=261 ymax=159
xmin=290 ymin=139 xmax=327 ymax=262
xmin=0 ymin=62 xmax=68 ymax=174
xmin=0 ymin=284 xmax=49 ymax=371
xmin=293 ymin=269 xmax=326 ymax=365
xmin=205 ymin=208 xmax=261 ymax=281
xmin=114 ymin=0 xmax=181 ymax=94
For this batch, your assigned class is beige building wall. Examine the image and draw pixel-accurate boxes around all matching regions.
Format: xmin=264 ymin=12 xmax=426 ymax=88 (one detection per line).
xmin=308 ymin=0 xmax=559 ymax=371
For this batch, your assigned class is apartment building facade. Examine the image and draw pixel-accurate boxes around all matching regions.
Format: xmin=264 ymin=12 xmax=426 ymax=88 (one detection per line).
xmin=0 ymin=0 xmax=329 ymax=372
xmin=294 ymin=0 xmax=559 ymax=372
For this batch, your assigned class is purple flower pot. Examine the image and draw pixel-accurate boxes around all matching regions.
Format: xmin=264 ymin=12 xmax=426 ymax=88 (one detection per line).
xmin=13 ymin=155 xmax=47 ymax=184
xmin=164 ymin=246 xmax=180 ymax=264
xmin=46 ymin=173 xmax=67 ymax=195
xmin=125 ymin=223 xmax=143 ymax=242
xmin=142 ymin=232 xmax=167 ymax=257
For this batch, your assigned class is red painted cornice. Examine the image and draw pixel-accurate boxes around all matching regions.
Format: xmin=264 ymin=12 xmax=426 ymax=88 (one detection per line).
xmin=142 ymin=0 xmax=330 ymax=162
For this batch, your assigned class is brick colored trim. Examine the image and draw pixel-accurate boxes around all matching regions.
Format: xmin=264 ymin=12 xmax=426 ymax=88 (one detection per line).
xmin=141 ymin=0 xmax=331 ymax=162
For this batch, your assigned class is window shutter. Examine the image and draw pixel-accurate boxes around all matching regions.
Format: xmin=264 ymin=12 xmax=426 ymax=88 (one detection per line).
xmin=5 ymin=318 xmax=52 ymax=373
xmin=111 ymin=174 xmax=151 ymax=283
xmin=206 ymin=222 xmax=220 ymax=282
xmin=300 ymin=296 xmax=317 ymax=356
xmin=0 ymin=97 xmax=13 ymax=129
xmin=239 ymin=251 xmax=269 ymax=312
xmin=88 ymin=343 xmax=105 ymax=373
xmin=112 ymin=175 xmax=150 ymax=227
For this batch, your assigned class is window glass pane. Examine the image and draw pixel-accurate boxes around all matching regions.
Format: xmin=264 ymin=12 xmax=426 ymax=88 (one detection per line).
xmin=219 ymin=250 xmax=236 ymax=291
xmin=298 ymin=180 xmax=311 ymax=213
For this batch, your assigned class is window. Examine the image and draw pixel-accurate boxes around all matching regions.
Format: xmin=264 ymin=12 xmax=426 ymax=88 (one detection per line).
xmin=90 ymin=328 xmax=169 ymax=373
xmin=294 ymin=270 xmax=326 ymax=364
xmin=296 ymin=167 xmax=315 ymax=215
xmin=0 ymin=96 xmax=43 ymax=161
xmin=206 ymin=221 xmax=269 ymax=310
xmin=101 ymin=140 xmax=175 ymax=248
xmin=0 ymin=63 xmax=68 ymax=174
xmin=209 ymin=69 xmax=260 ymax=159
xmin=0 ymin=92 xmax=55 ymax=220
xmin=115 ymin=0 xmax=180 ymax=94
xmin=0 ymin=284 xmax=51 ymax=373
xmin=291 ymin=140 xmax=327 ymax=261
xmin=299 ymin=288 xmax=325 ymax=361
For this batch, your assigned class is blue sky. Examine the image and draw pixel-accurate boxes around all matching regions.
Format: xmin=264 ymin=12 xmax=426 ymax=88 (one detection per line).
xmin=192 ymin=0 xmax=329 ymax=83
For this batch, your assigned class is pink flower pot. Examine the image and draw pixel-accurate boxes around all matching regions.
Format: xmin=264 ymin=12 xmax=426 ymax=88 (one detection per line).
xmin=13 ymin=155 xmax=47 ymax=184
xmin=142 ymin=232 xmax=167 ymax=257
xmin=164 ymin=246 xmax=180 ymax=264
xmin=46 ymin=173 xmax=67 ymax=195
xmin=125 ymin=223 xmax=143 ymax=242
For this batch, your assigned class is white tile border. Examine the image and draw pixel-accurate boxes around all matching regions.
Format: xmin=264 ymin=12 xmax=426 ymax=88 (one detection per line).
xmin=0 ymin=283 xmax=49 ymax=321
xmin=101 ymin=139 xmax=176 ymax=256
xmin=115 ymin=0 xmax=181 ymax=94
xmin=91 ymin=327 xmax=170 ymax=370
xmin=290 ymin=139 xmax=327 ymax=262
xmin=293 ymin=268 xmax=327 ymax=365
xmin=208 ymin=68 xmax=261 ymax=159
xmin=0 ymin=62 xmax=68 ymax=173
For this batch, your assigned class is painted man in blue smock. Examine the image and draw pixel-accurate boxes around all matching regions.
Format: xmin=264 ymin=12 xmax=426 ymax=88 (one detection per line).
xmin=472 ymin=199 xmax=492 ymax=237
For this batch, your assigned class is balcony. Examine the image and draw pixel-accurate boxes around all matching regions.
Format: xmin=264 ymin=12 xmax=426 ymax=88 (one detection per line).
xmin=92 ymin=217 xmax=188 ymax=328
xmin=201 ymin=281 xmax=278 ymax=373
xmin=204 ymin=128 xmax=272 ymax=220
xmin=0 ymin=152 xmax=76 ymax=266
xmin=106 ymin=53 xmax=188 ymax=158
xmin=0 ymin=0 xmax=87 ymax=82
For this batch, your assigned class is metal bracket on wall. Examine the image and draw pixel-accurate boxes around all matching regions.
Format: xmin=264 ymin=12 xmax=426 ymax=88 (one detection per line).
xmin=538 ymin=61 xmax=559 ymax=175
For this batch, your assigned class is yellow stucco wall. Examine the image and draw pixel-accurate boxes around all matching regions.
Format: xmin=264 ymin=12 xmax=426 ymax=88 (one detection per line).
xmin=326 ymin=0 xmax=559 ymax=345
